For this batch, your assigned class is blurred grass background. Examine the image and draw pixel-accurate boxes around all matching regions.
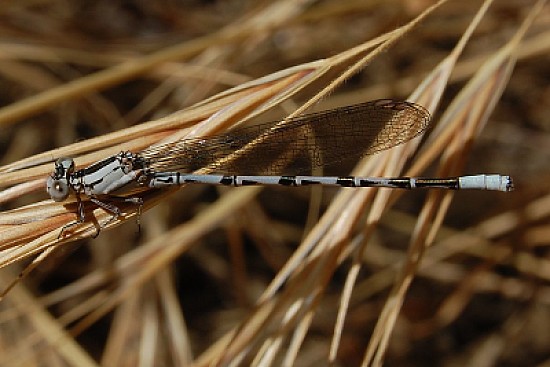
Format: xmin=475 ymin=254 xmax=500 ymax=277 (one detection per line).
xmin=0 ymin=1 xmax=549 ymax=366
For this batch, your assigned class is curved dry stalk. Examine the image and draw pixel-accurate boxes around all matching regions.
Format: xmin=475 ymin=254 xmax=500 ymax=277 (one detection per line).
xmin=0 ymin=71 xmax=305 ymax=268
xmin=0 ymin=1 xmax=544 ymax=366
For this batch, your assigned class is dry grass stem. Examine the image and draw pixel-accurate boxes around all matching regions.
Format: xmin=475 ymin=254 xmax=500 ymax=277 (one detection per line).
xmin=0 ymin=1 xmax=548 ymax=366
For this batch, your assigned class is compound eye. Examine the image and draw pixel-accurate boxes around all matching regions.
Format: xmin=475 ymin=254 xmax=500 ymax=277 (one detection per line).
xmin=46 ymin=176 xmax=70 ymax=202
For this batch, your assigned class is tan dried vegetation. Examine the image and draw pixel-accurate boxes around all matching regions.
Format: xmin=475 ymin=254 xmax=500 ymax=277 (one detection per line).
xmin=0 ymin=0 xmax=548 ymax=366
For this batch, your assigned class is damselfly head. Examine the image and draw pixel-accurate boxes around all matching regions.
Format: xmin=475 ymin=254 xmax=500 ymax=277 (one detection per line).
xmin=46 ymin=158 xmax=74 ymax=202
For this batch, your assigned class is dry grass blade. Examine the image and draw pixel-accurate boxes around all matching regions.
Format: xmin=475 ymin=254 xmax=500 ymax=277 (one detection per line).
xmin=0 ymin=71 xmax=308 ymax=269
xmin=0 ymin=1 xmax=547 ymax=366
xmin=361 ymin=1 xmax=547 ymax=365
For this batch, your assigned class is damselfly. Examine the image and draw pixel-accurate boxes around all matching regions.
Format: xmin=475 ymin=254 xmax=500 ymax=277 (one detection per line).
xmin=46 ymin=99 xmax=513 ymax=234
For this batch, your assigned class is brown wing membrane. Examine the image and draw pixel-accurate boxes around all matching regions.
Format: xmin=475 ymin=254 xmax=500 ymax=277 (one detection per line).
xmin=140 ymin=99 xmax=431 ymax=175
